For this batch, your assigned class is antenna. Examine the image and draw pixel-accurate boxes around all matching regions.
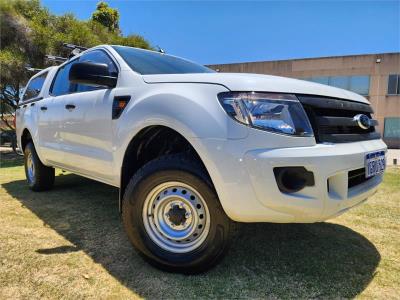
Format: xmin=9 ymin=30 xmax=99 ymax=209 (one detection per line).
xmin=156 ymin=45 xmax=165 ymax=54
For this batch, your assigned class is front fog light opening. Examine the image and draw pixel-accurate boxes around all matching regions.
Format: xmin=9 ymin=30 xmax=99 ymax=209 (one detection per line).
xmin=274 ymin=167 xmax=315 ymax=194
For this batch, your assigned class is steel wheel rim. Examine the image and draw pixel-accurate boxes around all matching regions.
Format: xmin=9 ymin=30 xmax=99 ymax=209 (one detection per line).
xmin=26 ymin=152 xmax=35 ymax=182
xmin=142 ymin=181 xmax=211 ymax=253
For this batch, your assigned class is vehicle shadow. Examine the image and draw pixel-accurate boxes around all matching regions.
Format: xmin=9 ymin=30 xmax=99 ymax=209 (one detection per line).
xmin=2 ymin=174 xmax=380 ymax=298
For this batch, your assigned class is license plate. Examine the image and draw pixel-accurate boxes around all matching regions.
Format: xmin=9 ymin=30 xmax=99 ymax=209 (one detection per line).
xmin=365 ymin=151 xmax=386 ymax=178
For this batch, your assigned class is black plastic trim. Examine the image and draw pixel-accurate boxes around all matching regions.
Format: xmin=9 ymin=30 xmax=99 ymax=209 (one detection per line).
xmin=273 ymin=167 xmax=315 ymax=193
xmin=319 ymin=132 xmax=381 ymax=143
xmin=112 ymin=95 xmax=131 ymax=119
xmin=297 ymin=95 xmax=373 ymax=113
xmin=348 ymin=167 xmax=374 ymax=189
xmin=316 ymin=116 xmax=378 ymax=127
xmin=296 ymin=94 xmax=380 ymax=143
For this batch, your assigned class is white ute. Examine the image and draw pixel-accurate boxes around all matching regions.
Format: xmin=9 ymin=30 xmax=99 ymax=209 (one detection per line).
xmin=16 ymin=45 xmax=387 ymax=273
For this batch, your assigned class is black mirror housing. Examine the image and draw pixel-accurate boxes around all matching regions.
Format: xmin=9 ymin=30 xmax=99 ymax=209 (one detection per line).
xmin=69 ymin=62 xmax=117 ymax=88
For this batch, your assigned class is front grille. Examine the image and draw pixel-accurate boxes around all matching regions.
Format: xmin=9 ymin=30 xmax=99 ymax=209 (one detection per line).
xmin=297 ymin=95 xmax=380 ymax=143
xmin=348 ymin=167 xmax=373 ymax=189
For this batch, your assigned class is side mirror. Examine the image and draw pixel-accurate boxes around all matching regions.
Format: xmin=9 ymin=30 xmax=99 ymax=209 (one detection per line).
xmin=69 ymin=62 xmax=117 ymax=88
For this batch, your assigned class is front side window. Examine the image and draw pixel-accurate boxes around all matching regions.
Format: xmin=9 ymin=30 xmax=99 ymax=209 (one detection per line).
xmin=112 ymin=45 xmax=214 ymax=75
xmin=388 ymin=74 xmax=400 ymax=95
xmin=50 ymin=60 xmax=77 ymax=97
xmin=23 ymin=72 xmax=48 ymax=101
xmin=77 ymin=50 xmax=118 ymax=92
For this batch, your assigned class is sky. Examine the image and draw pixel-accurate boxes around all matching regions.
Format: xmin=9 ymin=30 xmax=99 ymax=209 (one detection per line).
xmin=41 ymin=0 xmax=400 ymax=65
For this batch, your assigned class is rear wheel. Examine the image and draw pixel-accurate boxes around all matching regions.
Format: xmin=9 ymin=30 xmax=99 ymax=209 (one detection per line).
xmin=122 ymin=154 xmax=235 ymax=274
xmin=24 ymin=141 xmax=55 ymax=191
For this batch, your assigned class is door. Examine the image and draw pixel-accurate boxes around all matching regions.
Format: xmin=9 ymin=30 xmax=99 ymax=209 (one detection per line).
xmin=38 ymin=59 xmax=77 ymax=165
xmin=22 ymin=70 xmax=62 ymax=165
xmin=37 ymin=96 xmax=65 ymax=165
xmin=60 ymin=50 xmax=118 ymax=184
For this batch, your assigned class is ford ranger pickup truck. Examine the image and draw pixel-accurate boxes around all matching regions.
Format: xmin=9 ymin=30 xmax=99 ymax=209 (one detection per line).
xmin=16 ymin=45 xmax=387 ymax=273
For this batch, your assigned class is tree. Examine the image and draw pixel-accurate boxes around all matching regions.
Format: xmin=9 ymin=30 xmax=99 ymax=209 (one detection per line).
xmin=0 ymin=0 xmax=42 ymax=131
xmin=0 ymin=0 xmax=152 ymax=144
xmin=91 ymin=1 xmax=119 ymax=33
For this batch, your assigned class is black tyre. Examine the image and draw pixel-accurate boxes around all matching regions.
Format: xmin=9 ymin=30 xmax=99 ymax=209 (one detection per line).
xmin=24 ymin=141 xmax=55 ymax=191
xmin=122 ymin=154 xmax=235 ymax=274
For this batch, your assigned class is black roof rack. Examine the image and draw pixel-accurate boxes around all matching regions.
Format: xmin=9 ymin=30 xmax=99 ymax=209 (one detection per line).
xmin=25 ymin=43 xmax=89 ymax=75
xmin=63 ymin=43 xmax=88 ymax=58
xmin=45 ymin=55 xmax=68 ymax=63
xmin=62 ymin=43 xmax=88 ymax=51
xmin=25 ymin=66 xmax=43 ymax=72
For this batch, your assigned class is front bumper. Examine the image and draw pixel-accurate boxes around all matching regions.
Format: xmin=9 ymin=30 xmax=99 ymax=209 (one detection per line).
xmin=197 ymin=138 xmax=386 ymax=223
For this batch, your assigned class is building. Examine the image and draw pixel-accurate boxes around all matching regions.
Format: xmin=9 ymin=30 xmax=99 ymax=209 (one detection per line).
xmin=208 ymin=53 xmax=400 ymax=148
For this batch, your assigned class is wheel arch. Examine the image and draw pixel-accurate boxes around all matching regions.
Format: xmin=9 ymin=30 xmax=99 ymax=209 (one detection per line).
xmin=119 ymin=125 xmax=215 ymax=211
xmin=20 ymin=128 xmax=33 ymax=152
xmin=20 ymin=127 xmax=47 ymax=164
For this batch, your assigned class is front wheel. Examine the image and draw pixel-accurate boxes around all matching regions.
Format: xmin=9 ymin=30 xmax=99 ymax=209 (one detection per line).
xmin=122 ymin=154 xmax=235 ymax=274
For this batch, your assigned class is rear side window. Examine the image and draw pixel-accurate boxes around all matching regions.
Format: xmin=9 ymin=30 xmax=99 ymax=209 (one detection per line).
xmin=50 ymin=60 xmax=77 ymax=97
xmin=23 ymin=72 xmax=48 ymax=101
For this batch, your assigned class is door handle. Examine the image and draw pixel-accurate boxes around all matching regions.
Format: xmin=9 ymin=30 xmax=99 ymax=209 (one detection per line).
xmin=65 ymin=104 xmax=76 ymax=110
xmin=40 ymin=106 xmax=47 ymax=111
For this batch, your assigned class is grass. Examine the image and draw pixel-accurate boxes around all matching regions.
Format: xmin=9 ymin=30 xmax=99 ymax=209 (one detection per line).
xmin=0 ymin=153 xmax=399 ymax=299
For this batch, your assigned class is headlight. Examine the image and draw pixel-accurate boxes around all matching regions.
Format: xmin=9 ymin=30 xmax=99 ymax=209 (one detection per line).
xmin=218 ymin=92 xmax=313 ymax=136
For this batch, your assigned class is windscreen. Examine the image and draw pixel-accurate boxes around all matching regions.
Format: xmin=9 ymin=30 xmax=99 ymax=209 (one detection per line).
xmin=112 ymin=46 xmax=214 ymax=75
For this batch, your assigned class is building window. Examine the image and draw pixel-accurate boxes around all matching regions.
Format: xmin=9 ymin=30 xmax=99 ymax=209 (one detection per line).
xmin=384 ymin=117 xmax=400 ymax=139
xmin=303 ymin=75 xmax=370 ymax=95
xmin=330 ymin=76 xmax=348 ymax=90
xmin=387 ymin=74 xmax=400 ymax=95
xmin=308 ymin=76 xmax=329 ymax=85
xmin=349 ymin=76 xmax=370 ymax=96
